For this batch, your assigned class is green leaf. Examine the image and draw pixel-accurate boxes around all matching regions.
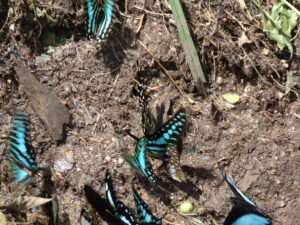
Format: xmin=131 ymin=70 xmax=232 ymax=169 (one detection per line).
xmin=261 ymin=0 xmax=298 ymax=54
xmin=222 ymin=93 xmax=240 ymax=104
xmin=0 ymin=212 xmax=7 ymax=225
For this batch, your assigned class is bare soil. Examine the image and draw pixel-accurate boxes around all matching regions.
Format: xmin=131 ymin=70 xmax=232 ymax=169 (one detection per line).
xmin=0 ymin=0 xmax=300 ymax=225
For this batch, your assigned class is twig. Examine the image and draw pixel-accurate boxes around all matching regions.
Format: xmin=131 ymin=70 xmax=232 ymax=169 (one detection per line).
xmin=138 ymin=40 xmax=194 ymax=103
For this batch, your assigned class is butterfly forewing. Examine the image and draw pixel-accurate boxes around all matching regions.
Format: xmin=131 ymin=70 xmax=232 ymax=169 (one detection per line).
xmin=132 ymin=186 xmax=161 ymax=225
xmin=84 ymin=0 xmax=117 ymax=42
xmin=147 ymin=109 xmax=186 ymax=159
xmin=7 ymin=112 xmax=38 ymax=184
xmin=221 ymin=170 xmax=256 ymax=207
xmin=84 ymin=0 xmax=101 ymax=34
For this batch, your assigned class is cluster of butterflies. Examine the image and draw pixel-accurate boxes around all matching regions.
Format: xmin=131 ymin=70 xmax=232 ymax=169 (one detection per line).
xmin=4 ymin=2 xmax=272 ymax=223
xmin=5 ymin=96 xmax=272 ymax=224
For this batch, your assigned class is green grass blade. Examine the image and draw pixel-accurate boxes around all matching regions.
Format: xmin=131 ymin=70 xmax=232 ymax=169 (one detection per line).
xmin=169 ymin=0 xmax=207 ymax=95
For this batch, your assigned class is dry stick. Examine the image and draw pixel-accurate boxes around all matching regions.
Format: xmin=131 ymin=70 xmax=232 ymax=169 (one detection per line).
xmin=138 ymin=40 xmax=194 ymax=103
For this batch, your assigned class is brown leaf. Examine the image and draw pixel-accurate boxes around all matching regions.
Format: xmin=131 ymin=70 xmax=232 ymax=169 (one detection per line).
xmin=0 ymin=196 xmax=53 ymax=210
xmin=14 ymin=58 xmax=70 ymax=141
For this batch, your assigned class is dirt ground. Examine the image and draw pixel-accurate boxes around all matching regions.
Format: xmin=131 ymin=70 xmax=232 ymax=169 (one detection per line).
xmin=0 ymin=0 xmax=300 ymax=224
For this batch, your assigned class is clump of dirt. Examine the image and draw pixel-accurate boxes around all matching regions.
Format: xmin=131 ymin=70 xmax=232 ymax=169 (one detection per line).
xmin=0 ymin=0 xmax=299 ymax=225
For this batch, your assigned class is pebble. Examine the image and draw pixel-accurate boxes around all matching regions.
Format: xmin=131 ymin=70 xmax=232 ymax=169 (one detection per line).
xmin=54 ymin=158 xmax=74 ymax=173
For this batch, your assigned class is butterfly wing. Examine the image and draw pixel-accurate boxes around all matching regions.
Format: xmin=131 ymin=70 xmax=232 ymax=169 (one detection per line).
xmin=147 ymin=108 xmax=186 ymax=160
xmin=105 ymin=171 xmax=139 ymax=225
xmin=221 ymin=170 xmax=256 ymax=207
xmin=166 ymin=145 xmax=186 ymax=183
xmin=133 ymin=138 xmax=157 ymax=183
xmin=83 ymin=0 xmax=101 ymax=34
xmin=7 ymin=112 xmax=38 ymax=184
xmin=122 ymin=138 xmax=157 ymax=183
xmin=96 ymin=0 xmax=117 ymax=42
xmin=228 ymin=213 xmax=271 ymax=225
xmin=132 ymin=186 xmax=161 ymax=225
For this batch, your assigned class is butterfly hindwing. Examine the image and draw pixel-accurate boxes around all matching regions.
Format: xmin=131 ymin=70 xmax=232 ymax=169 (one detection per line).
xmin=105 ymin=171 xmax=139 ymax=225
xmin=132 ymin=186 xmax=161 ymax=225
xmin=7 ymin=112 xmax=38 ymax=184
xmin=147 ymin=108 xmax=186 ymax=159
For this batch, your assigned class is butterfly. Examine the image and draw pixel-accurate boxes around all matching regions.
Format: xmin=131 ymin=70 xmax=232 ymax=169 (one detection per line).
xmin=132 ymin=186 xmax=162 ymax=225
xmin=7 ymin=112 xmax=39 ymax=184
xmin=83 ymin=0 xmax=117 ymax=42
xmin=105 ymin=170 xmax=140 ymax=225
xmin=122 ymin=137 xmax=157 ymax=183
xmin=135 ymin=84 xmax=187 ymax=182
xmin=222 ymin=170 xmax=272 ymax=225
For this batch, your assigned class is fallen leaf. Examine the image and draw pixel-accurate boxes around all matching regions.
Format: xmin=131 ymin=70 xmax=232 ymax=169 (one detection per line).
xmin=14 ymin=58 xmax=70 ymax=141
xmin=222 ymin=93 xmax=241 ymax=104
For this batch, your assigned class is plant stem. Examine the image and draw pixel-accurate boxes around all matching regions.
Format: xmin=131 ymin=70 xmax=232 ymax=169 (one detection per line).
xmin=282 ymin=0 xmax=300 ymax=16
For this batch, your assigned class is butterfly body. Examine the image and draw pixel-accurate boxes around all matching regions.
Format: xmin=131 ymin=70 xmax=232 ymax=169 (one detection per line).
xmin=7 ymin=112 xmax=38 ymax=184
xmin=84 ymin=0 xmax=117 ymax=42
xmin=222 ymin=170 xmax=271 ymax=225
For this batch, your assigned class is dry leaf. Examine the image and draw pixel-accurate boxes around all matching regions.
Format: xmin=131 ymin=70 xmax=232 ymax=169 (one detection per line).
xmin=238 ymin=32 xmax=251 ymax=47
xmin=0 ymin=196 xmax=53 ymax=210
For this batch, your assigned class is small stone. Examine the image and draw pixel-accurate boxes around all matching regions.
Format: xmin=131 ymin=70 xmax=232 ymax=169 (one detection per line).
xmin=216 ymin=76 xmax=223 ymax=85
xmin=54 ymin=158 xmax=73 ymax=173
xmin=262 ymin=48 xmax=269 ymax=56
xmin=197 ymin=207 xmax=207 ymax=216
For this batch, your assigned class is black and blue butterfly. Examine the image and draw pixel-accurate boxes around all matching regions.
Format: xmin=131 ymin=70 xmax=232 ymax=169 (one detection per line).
xmin=7 ymin=112 xmax=39 ymax=184
xmin=134 ymin=84 xmax=187 ymax=182
xmin=83 ymin=0 xmax=117 ymax=42
xmin=105 ymin=171 xmax=162 ymax=225
xmin=222 ymin=170 xmax=272 ymax=225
